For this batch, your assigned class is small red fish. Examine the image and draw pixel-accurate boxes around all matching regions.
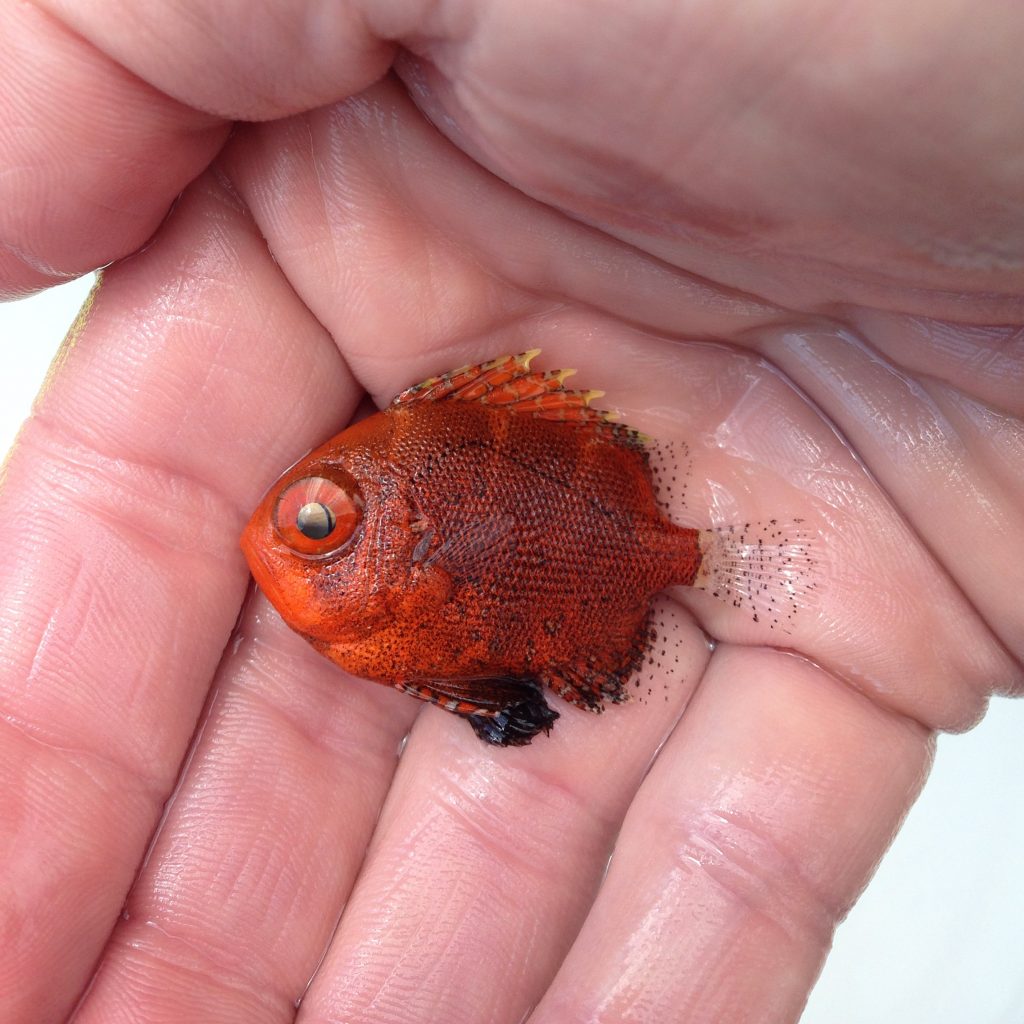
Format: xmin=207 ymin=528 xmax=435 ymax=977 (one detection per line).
xmin=242 ymin=351 xmax=806 ymax=745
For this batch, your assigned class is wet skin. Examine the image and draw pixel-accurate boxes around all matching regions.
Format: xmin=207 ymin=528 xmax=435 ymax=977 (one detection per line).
xmin=1 ymin=3 xmax=1022 ymax=1024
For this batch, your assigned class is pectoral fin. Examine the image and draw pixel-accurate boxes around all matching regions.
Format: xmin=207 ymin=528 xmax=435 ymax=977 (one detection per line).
xmin=421 ymin=514 xmax=517 ymax=583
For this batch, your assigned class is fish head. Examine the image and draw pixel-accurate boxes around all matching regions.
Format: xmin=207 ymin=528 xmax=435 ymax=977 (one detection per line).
xmin=241 ymin=419 xmax=386 ymax=642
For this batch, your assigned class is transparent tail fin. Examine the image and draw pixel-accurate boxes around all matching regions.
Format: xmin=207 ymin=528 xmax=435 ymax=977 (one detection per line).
xmin=693 ymin=519 xmax=816 ymax=633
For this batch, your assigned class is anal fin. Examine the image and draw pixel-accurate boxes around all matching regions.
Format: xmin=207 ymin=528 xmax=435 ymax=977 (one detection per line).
xmin=543 ymin=654 xmax=643 ymax=713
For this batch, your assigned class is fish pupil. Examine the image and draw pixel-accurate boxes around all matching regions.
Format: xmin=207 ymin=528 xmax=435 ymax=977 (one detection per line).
xmin=296 ymin=502 xmax=336 ymax=540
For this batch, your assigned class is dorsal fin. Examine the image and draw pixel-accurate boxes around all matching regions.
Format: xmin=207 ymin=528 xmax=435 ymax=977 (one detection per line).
xmin=392 ymin=350 xmax=650 ymax=449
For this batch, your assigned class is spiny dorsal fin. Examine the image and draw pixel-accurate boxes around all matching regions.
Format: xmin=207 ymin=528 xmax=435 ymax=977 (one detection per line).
xmin=392 ymin=350 xmax=650 ymax=449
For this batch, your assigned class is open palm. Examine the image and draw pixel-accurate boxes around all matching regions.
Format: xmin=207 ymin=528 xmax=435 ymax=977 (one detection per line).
xmin=2 ymin=3 xmax=1022 ymax=1022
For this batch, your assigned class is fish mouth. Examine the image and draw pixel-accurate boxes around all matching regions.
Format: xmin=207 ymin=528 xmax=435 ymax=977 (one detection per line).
xmin=240 ymin=518 xmax=280 ymax=604
xmin=239 ymin=516 xmax=339 ymax=644
xmin=239 ymin=517 xmax=261 ymax=574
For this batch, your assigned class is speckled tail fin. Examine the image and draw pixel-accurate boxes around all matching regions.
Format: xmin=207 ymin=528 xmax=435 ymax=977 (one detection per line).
xmin=692 ymin=520 xmax=817 ymax=633
xmin=393 ymin=350 xmax=649 ymax=449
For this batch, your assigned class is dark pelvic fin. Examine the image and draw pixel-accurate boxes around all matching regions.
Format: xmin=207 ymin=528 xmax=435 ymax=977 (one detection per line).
xmin=395 ymin=676 xmax=560 ymax=746
xmin=467 ymin=696 xmax=560 ymax=747
xmin=392 ymin=350 xmax=649 ymax=450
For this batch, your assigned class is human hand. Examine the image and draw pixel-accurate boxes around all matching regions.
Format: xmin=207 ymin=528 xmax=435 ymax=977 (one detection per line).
xmin=2 ymin=3 xmax=1021 ymax=1023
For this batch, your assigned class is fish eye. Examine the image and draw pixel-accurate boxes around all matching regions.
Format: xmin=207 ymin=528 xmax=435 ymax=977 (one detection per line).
xmin=273 ymin=474 xmax=362 ymax=557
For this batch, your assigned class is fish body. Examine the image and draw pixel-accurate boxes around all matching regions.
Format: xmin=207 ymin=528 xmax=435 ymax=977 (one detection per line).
xmin=242 ymin=352 xmax=803 ymax=745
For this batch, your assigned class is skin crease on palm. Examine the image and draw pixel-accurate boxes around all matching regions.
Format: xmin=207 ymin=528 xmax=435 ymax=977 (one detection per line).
xmin=1 ymin=1 xmax=1022 ymax=1022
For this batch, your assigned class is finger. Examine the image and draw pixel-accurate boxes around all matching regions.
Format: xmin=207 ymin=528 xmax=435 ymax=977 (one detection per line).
xmin=54 ymin=89 xmax=724 ymax=1021
xmin=1 ymin=0 xmax=393 ymax=295
xmin=759 ymin=323 xmax=1024 ymax=679
xmin=228 ymin=80 xmax=1015 ymax=731
xmin=0 ymin=171 xmax=355 ymax=1023
xmin=72 ymin=594 xmax=419 ymax=1024
xmin=528 ymin=646 xmax=932 ymax=1024
xmin=40 ymin=0 xmax=395 ymax=118
xmin=0 ymin=1 xmax=227 ymax=295
xmin=17 ymin=2 xmax=1024 ymax=313
xmin=279 ymin=321 xmax=958 ymax=1020
xmin=16 ymin=1 xmax=783 ymax=318
xmin=848 ymin=308 xmax=1024 ymax=416
xmin=391 ymin=3 xmax=1024 ymax=316
xmin=652 ymin=340 xmax=1019 ymax=730
xmin=298 ymin=599 xmax=707 ymax=1024
xmin=221 ymin=77 xmax=778 ymax=398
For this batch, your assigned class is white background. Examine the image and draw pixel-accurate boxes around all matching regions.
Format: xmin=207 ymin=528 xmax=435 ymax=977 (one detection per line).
xmin=2 ymin=278 xmax=1023 ymax=1022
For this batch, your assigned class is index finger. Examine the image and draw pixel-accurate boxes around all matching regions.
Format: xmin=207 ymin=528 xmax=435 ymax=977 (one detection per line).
xmin=0 ymin=171 xmax=355 ymax=1022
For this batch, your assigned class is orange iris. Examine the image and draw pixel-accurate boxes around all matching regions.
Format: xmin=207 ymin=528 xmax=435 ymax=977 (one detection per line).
xmin=273 ymin=474 xmax=362 ymax=557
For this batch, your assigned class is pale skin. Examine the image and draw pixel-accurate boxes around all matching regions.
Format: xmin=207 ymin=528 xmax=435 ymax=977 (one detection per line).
xmin=1 ymin=1 xmax=1023 ymax=1022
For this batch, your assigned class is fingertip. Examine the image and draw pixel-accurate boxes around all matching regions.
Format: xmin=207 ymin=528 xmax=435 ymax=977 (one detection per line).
xmin=0 ymin=1 xmax=230 ymax=296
